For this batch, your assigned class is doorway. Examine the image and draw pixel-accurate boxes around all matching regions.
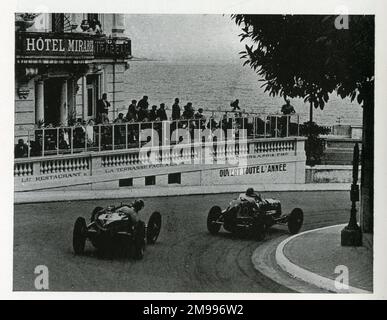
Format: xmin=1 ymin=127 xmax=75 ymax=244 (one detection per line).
xmin=86 ymin=75 xmax=99 ymax=120
xmin=44 ymin=79 xmax=62 ymax=126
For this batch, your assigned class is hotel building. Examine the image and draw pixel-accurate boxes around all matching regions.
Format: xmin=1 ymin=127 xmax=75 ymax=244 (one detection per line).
xmin=15 ymin=13 xmax=131 ymax=143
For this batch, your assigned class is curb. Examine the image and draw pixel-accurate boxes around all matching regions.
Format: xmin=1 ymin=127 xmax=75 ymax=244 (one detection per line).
xmin=275 ymin=224 xmax=371 ymax=294
xmin=251 ymin=235 xmax=329 ymax=293
xmin=14 ymin=183 xmax=350 ymax=204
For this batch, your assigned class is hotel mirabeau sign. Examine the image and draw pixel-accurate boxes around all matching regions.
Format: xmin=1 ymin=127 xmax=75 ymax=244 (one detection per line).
xmin=16 ymin=32 xmax=131 ymax=60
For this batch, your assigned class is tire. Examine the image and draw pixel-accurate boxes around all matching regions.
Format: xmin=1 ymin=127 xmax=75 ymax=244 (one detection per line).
xmin=287 ymin=208 xmax=304 ymax=234
xmin=207 ymin=206 xmax=222 ymax=234
xmin=90 ymin=239 xmax=100 ymax=250
xmin=91 ymin=206 xmax=103 ymax=222
xmin=73 ymin=217 xmax=87 ymax=254
xmin=251 ymin=215 xmax=266 ymax=241
xmin=133 ymin=221 xmax=146 ymax=260
xmin=147 ymin=212 xmax=162 ymax=244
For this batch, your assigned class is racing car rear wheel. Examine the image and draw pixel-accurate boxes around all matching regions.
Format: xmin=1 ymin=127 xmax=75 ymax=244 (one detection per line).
xmin=207 ymin=206 xmax=222 ymax=234
xmin=147 ymin=212 xmax=162 ymax=244
xmin=91 ymin=206 xmax=103 ymax=222
xmin=287 ymin=208 xmax=304 ymax=234
xmin=73 ymin=217 xmax=87 ymax=254
xmin=133 ymin=221 xmax=146 ymax=260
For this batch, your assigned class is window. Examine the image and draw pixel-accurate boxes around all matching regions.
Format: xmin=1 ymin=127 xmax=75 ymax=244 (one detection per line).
xmin=119 ymin=178 xmax=133 ymax=187
xmin=52 ymin=13 xmax=64 ymax=32
xmin=168 ymin=173 xmax=181 ymax=184
xmin=145 ymin=176 xmax=156 ymax=186
xmin=86 ymin=75 xmax=99 ymax=118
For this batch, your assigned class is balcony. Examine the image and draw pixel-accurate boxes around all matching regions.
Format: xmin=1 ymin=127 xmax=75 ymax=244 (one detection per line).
xmin=15 ymin=114 xmax=301 ymax=158
xmin=15 ymin=31 xmax=132 ymax=63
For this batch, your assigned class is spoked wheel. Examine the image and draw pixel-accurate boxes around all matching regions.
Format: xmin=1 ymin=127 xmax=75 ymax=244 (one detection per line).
xmin=91 ymin=206 xmax=103 ymax=222
xmin=133 ymin=221 xmax=146 ymax=260
xmin=147 ymin=212 xmax=162 ymax=244
xmin=207 ymin=206 xmax=222 ymax=234
xmin=73 ymin=217 xmax=87 ymax=254
xmin=287 ymin=208 xmax=304 ymax=234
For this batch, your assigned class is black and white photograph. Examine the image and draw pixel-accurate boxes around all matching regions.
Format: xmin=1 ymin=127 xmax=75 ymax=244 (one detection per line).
xmin=2 ymin=0 xmax=387 ymax=302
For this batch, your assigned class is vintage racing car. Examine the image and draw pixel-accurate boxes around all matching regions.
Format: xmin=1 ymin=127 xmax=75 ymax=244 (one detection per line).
xmin=72 ymin=201 xmax=162 ymax=259
xmin=207 ymin=191 xmax=303 ymax=240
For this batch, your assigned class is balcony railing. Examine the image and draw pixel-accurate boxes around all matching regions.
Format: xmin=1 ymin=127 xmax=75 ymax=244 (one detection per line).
xmin=15 ymin=114 xmax=301 ymax=159
xmin=15 ymin=31 xmax=131 ymax=60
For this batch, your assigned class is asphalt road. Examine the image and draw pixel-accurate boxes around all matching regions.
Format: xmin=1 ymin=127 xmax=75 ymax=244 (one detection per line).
xmin=13 ymin=190 xmax=350 ymax=292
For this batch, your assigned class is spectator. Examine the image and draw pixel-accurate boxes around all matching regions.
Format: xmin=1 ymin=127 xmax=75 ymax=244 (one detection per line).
xmin=15 ymin=138 xmax=28 ymax=158
xmin=100 ymin=115 xmax=111 ymax=149
xmin=137 ymin=104 xmax=149 ymax=122
xmin=86 ymin=119 xmax=95 ymax=145
xmin=74 ymin=118 xmax=86 ymax=148
xmin=149 ymin=105 xmax=158 ymax=121
xmin=172 ymin=98 xmax=181 ymax=120
xmin=221 ymin=114 xmax=231 ymax=130
xmin=194 ymin=108 xmax=205 ymax=119
xmin=230 ymin=99 xmax=240 ymax=112
xmin=114 ymin=113 xmax=125 ymax=147
xmin=62 ymin=128 xmax=70 ymax=148
xmin=137 ymin=95 xmax=149 ymax=110
xmin=126 ymin=99 xmax=137 ymax=122
xmin=281 ymin=99 xmax=296 ymax=115
xmin=114 ymin=113 xmax=125 ymax=123
xmin=207 ymin=117 xmax=218 ymax=130
xmin=30 ymin=140 xmax=42 ymax=157
xmin=195 ymin=108 xmax=206 ymax=129
xmin=94 ymin=19 xmax=102 ymax=34
xmin=101 ymin=113 xmax=110 ymax=124
xmin=58 ymin=137 xmax=69 ymax=151
xmin=157 ymin=103 xmax=168 ymax=121
xmin=96 ymin=93 xmax=110 ymax=124
xmin=182 ymin=102 xmax=194 ymax=119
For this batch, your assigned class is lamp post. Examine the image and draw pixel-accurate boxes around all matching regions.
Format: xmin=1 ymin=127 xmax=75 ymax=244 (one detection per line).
xmin=341 ymin=143 xmax=362 ymax=246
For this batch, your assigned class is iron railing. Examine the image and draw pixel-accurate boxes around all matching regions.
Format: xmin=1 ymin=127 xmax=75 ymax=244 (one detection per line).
xmin=15 ymin=114 xmax=301 ymax=158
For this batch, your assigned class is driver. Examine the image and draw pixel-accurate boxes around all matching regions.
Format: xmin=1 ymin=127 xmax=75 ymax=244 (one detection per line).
xmin=238 ymin=188 xmax=262 ymax=208
xmin=117 ymin=199 xmax=144 ymax=225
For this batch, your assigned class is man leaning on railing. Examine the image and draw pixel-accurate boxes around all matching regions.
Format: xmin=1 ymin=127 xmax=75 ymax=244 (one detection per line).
xmin=14 ymin=139 xmax=28 ymax=158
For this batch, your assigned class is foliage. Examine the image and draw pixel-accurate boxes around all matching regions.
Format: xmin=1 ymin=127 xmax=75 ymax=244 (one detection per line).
xmin=299 ymin=121 xmax=331 ymax=165
xmin=299 ymin=121 xmax=331 ymax=137
xmin=232 ymin=15 xmax=374 ymax=110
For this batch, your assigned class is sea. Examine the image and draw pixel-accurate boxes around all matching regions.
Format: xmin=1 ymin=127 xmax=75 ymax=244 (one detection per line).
xmin=122 ymin=61 xmax=363 ymax=127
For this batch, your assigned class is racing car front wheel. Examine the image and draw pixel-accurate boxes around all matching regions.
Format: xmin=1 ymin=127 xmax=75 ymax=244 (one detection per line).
xmin=287 ymin=208 xmax=304 ymax=234
xmin=147 ymin=211 xmax=162 ymax=244
xmin=91 ymin=206 xmax=103 ymax=222
xmin=207 ymin=206 xmax=222 ymax=234
xmin=133 ymin=221 xmax=146 ymax=260
xmin=73 ymin=217 xmax=87 ymax=255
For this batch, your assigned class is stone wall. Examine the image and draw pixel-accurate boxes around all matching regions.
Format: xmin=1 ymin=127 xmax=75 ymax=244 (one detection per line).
xmin=306 ymin=165 xmax=360 ymax=183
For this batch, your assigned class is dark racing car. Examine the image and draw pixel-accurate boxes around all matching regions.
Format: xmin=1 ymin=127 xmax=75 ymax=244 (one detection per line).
xmin=72 ymin=200 xmax=162 ymax=259
xmin=207 ymin=188 xmax=303 ymax=240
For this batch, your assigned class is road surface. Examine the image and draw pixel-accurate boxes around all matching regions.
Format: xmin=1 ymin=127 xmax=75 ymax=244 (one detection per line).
xmin=14 ymin=190 xmax=350 ymax=292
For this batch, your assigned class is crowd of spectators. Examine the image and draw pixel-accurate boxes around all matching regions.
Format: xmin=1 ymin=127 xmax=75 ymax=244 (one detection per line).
xmin=15 ymin=95 xmax=298 ymax=158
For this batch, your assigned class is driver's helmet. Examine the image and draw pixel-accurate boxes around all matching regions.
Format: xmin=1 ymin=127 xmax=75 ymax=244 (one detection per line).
xmin=246 ymin=188 xmax=256 ymax=197
xmin=132 ymin=199 xmax=144 ymax=211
